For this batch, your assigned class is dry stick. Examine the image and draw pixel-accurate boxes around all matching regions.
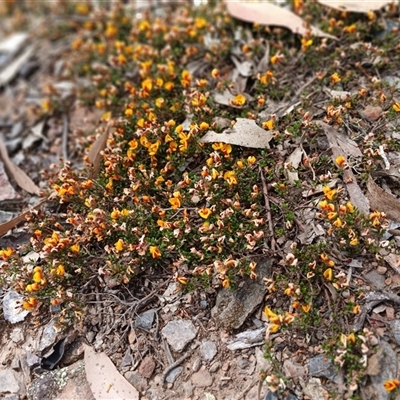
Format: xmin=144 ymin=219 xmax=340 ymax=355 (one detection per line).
xmin=259 ymin=167 xmax=276 ymax=251
xmin=234 ymin=377 xmax=259 ymax=400
xmin=62 ymin=113 xmax=69 ymax=162
xmin=162 ymin=353 xmax=191 ymax=383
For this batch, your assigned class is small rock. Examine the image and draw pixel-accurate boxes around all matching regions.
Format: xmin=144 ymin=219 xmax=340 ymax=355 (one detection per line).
xmin=237 ymin=358 xmax=250 ymax=369
xmin=182 ymin=380 xmax=193 ymax=398
xmin=221 ymin=361 xmax=230 ymax=371
xmin=309 ymin=354 xmax=338 ymax=383
xmin=3 ymin=291 xmax=29 ymax=323
xmin=11 ymin=357 xmax=20 ymax=370
xmin=165 ymin=366 xmax=183 ymax=383
xmin=10 ymin=328 xmax=24 ymax=344
xmin=38 ymin=320 xmax=57 ymax=352
xmin=377 ymin=266 xmax=387 ymax=275
xmin=389 ymin=320 xmax=400 ymax=345
xmin=209 ymin=362 xmax=220 ymax=373
xmin=192 ymin=358 xmax=201 ymax=372
xmin=200 ymin=340 xmax=217 ymax=363
xmin=0 ymin=369 xmax=24 ymax=395
xmin=138 ymin=356 xmax=156 ymax=379
xmin=211 ymin=259 xmax=273 ymax=330
xmin=161 ymin=320 xmax=197 ymax=352
xmin=125 ymin=371 xmax=148 ymax=393
xmin=283 ymin=359 xmax=306 ymax=378
xmin=135 ymin=309 xmax=156 ymax=330
xmin=128 ymin=330 xmax=136 ymax=344
xmin=256 ymin=347 xmax=272 ymax=372
xmin=365 ymin=270 xmax=386 ymax=290
xmin=120 ymin=348 xmax=133 ymax=368
xmin=191 ymin=368 xmax=213 ymax=387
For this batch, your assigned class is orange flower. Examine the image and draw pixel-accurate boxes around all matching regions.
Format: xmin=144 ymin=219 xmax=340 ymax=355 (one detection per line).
xmin=0 ymin=247 xmax=14 ymax=260
xmin=322 ymin=186 xmax=337 ymax=200
xmin=23 ymin=297 xmax=38 ymax=310
xmin=384 ymin=379 xmax=400 ymax=392
xmin=169 ymin=197 xmax=181 ymax=209
xmin=335 ymin=155 xmax=346 ymax=167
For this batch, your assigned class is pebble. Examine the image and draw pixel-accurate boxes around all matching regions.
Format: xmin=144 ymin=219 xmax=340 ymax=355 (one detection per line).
xmin=377 ymin=266 xmax=387 ymax=275
xmin=200 ymin=340 xmax=217 ymax=362
xmin=161 ymin=320 xmax=197 ymax=352
xmin=191 ymin=368 xmax=213 ymax=387
xmin=209 ymin=361 xmax=220 ymax=373
xmin=192 ymin=358 xmax=201 ymax=372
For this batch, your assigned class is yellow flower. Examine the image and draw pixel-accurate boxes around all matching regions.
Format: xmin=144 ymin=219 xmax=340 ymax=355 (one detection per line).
xmin=211 ymin=68 xmax=219 ymax=79
xmin=335 ymin=155 xmax=346 ymax=167
xmin=23 ymin=297 xmax=38 ymax=310
xmin=247 ymin=156 xmax=256 ymax=165
xmin=223 ymin=170 xmax=237 ymax=185
xmin=269 ymin=324 xmax=281 ymax=333
xmin=333 ymin=218 xmax=343 ymax=228
xmin=222 ymin=277 xmax=230 ymax=288
xmin=70 ymin=244 xmax=80 ymax=253
xmin=302 ymin=304 xmax=311 ymax=313
xmin=33 ymin=267 xmax=44 ymax=283
xmin=331 ymin=73 xmax=341 ymax=83
xmin=323 ymin=268 xmax=333 ymax=281
xmin=346 ymin=201 xmax=355 ymax=213
xmin=393 ymin=102 xmax=400 ymax=112
xmin=230 ymin=94 xmax=246 ymax=107
xmin=384 ymin=379 xmax=400 ymax=392
xmin=349 ymin=238 xmax=359 ymax=246
xmin=262 ymin=119 xmax=275 ymax=130
xmin=55 ymin=264 xmax=65 ymax=277
xmin=114 ymin=239 xmax=125 ymax=252
xmin=199 ymin=122 xmax=209 ymax=131
xmin=322 ymin=186 xmax=337 ymax=200
xmin=149 ymin=246 xmax=161 ymax=259
xmin=198 ymin=207 xmax=212 ymax=219
xmin=343 ymin=24 xmax=356 ymax=34
xmin=264 ymin=306 xmax=281 ymax=324
xmin=0 ymin=247 xmax=14 ymax=260
xmin=169 ymin=197 xmax=181 ymax=209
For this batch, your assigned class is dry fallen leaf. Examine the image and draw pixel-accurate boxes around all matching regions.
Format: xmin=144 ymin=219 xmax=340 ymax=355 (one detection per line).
xmin=84 ymin=345 xmax=139 ymax=400
xmin=0 ymin=160 xmax=19 ymax=201
xmin=200 ymin=118 xmax=273 ymax=149
xmin=0 ymin=44 xmax=35 ymax=87
xmin=0 ymin=137 xmax=40 ymax=195
xmin=0 ymin=199 xmax=47 ymax=237
xmin=316 ymin=121 xmax=369 ymax=213
xmin=316 ymin=120 xmax=362 ymax=158
xmin=367 ymin=175 xmax=400 ymax=222
xmin=360 ymin=105 xmax=383 ymax=122
xmin=88 ymin=124 xmax=111 ymax=178
xmin=226 ymin=2 xmax=336 ymax=39
xmin=384 ymin=253 xmax=400 ymax=275
xmin=317 ymin=0 xmax=392 ymax=13
xmin=284 ymin=147 xmax=304 ymax=184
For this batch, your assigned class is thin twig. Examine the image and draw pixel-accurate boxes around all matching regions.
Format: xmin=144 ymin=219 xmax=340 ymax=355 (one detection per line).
xmin=61 ymin=113 xmax=69 ymax=162
xmin=234 ymin=377 xmax=258 ymax=400
xmin=259 ymin=166 xmax=276 ymax=251
xmin=162 ymin=352 xmax=191 ymax=383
